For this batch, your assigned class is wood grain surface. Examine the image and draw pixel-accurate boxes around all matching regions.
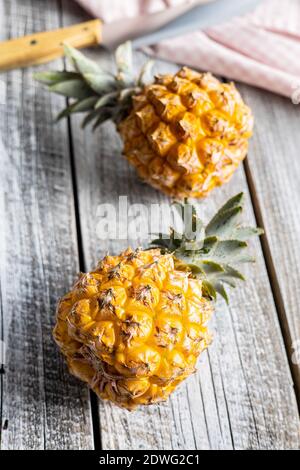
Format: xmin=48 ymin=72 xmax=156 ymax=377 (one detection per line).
xmin=0 ymin=0 xmax=94 ymax=450
xmin=0 ymin=0 xmax=299 ymax=451
xmin=62 ymin=0 xmax=300 ymax=448
xmin=239 ymin=85 xmax=300 ymax=396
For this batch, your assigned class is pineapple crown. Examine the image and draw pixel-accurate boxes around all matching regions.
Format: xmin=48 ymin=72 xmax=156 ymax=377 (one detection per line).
xmin=151 ymin=193 xmax=264 ymax=304
xmin=34 ymin=42 xmax=153 ymax=130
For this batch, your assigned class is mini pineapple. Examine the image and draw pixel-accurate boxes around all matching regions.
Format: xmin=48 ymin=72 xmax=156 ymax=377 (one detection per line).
xmin=53 ymin=194 xmax=263 ymax=410
xmin=36 ymin=43 xmax=254 ymax=199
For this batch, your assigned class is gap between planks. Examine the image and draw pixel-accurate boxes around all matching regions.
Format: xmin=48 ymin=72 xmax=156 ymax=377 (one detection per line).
xmin=243 ymin=157 xmax=300 ymax=413
xmin=0 ymin=0 xmax=95 ymax=450
xmin=66 ymin=105 xmax=103 ymax=450
xmin=224 ymin=76 xmax=300 ymax=412
xmin=59 ymin=1 xmax=103 ymax=448
xmin=0 ymin=283 xmax=4 ymax=446
xmin=57 ymin=0 xmax=105 ymax=449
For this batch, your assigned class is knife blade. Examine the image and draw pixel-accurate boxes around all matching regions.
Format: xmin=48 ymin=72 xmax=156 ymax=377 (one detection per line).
xmin=102 ymin=0 xmax=215 ymax=49
xmin=131 ymin=0 xmax=262 ymax=48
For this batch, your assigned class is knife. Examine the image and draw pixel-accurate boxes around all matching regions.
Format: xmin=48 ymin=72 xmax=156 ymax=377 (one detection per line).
xmin=0 ymin=0 xmax=261 ymax=72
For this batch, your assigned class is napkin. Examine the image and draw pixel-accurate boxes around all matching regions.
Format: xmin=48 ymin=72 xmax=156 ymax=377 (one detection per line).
xmin=76 ymin=0 xmax=300 ymax=99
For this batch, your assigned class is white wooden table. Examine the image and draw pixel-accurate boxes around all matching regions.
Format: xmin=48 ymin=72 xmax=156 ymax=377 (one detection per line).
xmin=0 ymin=0 xmax=299 ymax=450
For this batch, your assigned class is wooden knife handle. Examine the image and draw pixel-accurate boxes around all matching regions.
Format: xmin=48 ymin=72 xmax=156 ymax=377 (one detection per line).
xmin=0 ymin=19 xmax=102 ymax=71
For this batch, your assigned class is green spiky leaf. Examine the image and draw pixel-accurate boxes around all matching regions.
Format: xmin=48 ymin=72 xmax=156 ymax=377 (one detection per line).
xmin=115 ymin=41 xmax=133 ymax=75
xmin=214 ymin=282 xmax=229 ymax=304
xmin=231 ymin=226 xmax=264 ymax=240
xmin=119 ymin=88 xmax=137 ymax=101
xmin=71 ymin=96 xmax=99 ymax=112
xmin=34 ymin=70 xmax=79 ymax=85
xmin=64 ymin=44 xmax=102 ymax=75
xmin=35 ymin=41 xmax=153 ymax=128
xmin=201 ymin=261 xmax=225 ymax=275
xmin=206 ymin=206 xmax=243 ymax=239
xmin=83 ymin=73 xmax=116 ymax=95
xmin=202 ymin=236 xmax=218 ymax=254
xmin=150 ymin=193 xmax=263 ymax=304
xmin=81 ymin=109 xmax=102 ymax=128
xmin=49 ymin=79 xmax=93 ymax=99
xmin=138 ymin=60 xmax=155 ymax=87
xmin=209 ymin=240 xmax=248 ymax=263
xmin=56 ymin=96 xmax=99 ymax=121
xmin=92 ymin=108 xmax=115 ymax=131
xmin=95 ymin=92 xmax=119 ymax=109
xmin=206 ymin=193 xmax=244 ymax=236
xmin=218 ymin=192 xmax=244 ymax=213
xmin=220 ymin=265 xmax=245 ymax=286
xmin=202 ymin=281 xmax=217 ymax=301
xmin=150 ymin=237 xmax=171 ymax=250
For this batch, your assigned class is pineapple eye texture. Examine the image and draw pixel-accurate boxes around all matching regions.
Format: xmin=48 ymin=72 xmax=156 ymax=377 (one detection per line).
xmin=54 ymin=248 xmax=213 ymax=410
xmin=36 ymin=45 xmax=261 ymax=410
xmin=37 ymin=43 xmax=253 ymax=199
xmin=119 ymin=68 xmax=253 ymax=199
xmin=53 ymin=193 xmax=262 ymax=410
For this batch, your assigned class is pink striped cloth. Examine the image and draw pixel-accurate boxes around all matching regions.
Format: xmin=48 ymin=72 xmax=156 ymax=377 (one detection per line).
xmin=76 ymin=0 xmax=300 ymax=99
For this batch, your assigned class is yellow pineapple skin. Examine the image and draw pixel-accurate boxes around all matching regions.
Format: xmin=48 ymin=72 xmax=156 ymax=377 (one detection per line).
xmin=118 ymin=67 xmax=254 ymax=199
xmin=53 ymin=248 xmax=213 ymax=410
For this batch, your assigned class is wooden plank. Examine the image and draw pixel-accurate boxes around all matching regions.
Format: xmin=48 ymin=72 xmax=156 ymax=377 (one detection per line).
xmin=0 ymin=0 xmax=94 ymax=450
xmin=59 ymin=4 xmax=300 ymax=446
xmin=238 ymin=85 xmax=300 ymax=397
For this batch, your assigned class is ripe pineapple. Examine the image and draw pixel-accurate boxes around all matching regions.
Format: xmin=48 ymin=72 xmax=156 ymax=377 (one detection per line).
xmin=36 ymin=43 xmax=254 ymax=199
xmin=53 ymin=194 xmax=262 ymax=410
